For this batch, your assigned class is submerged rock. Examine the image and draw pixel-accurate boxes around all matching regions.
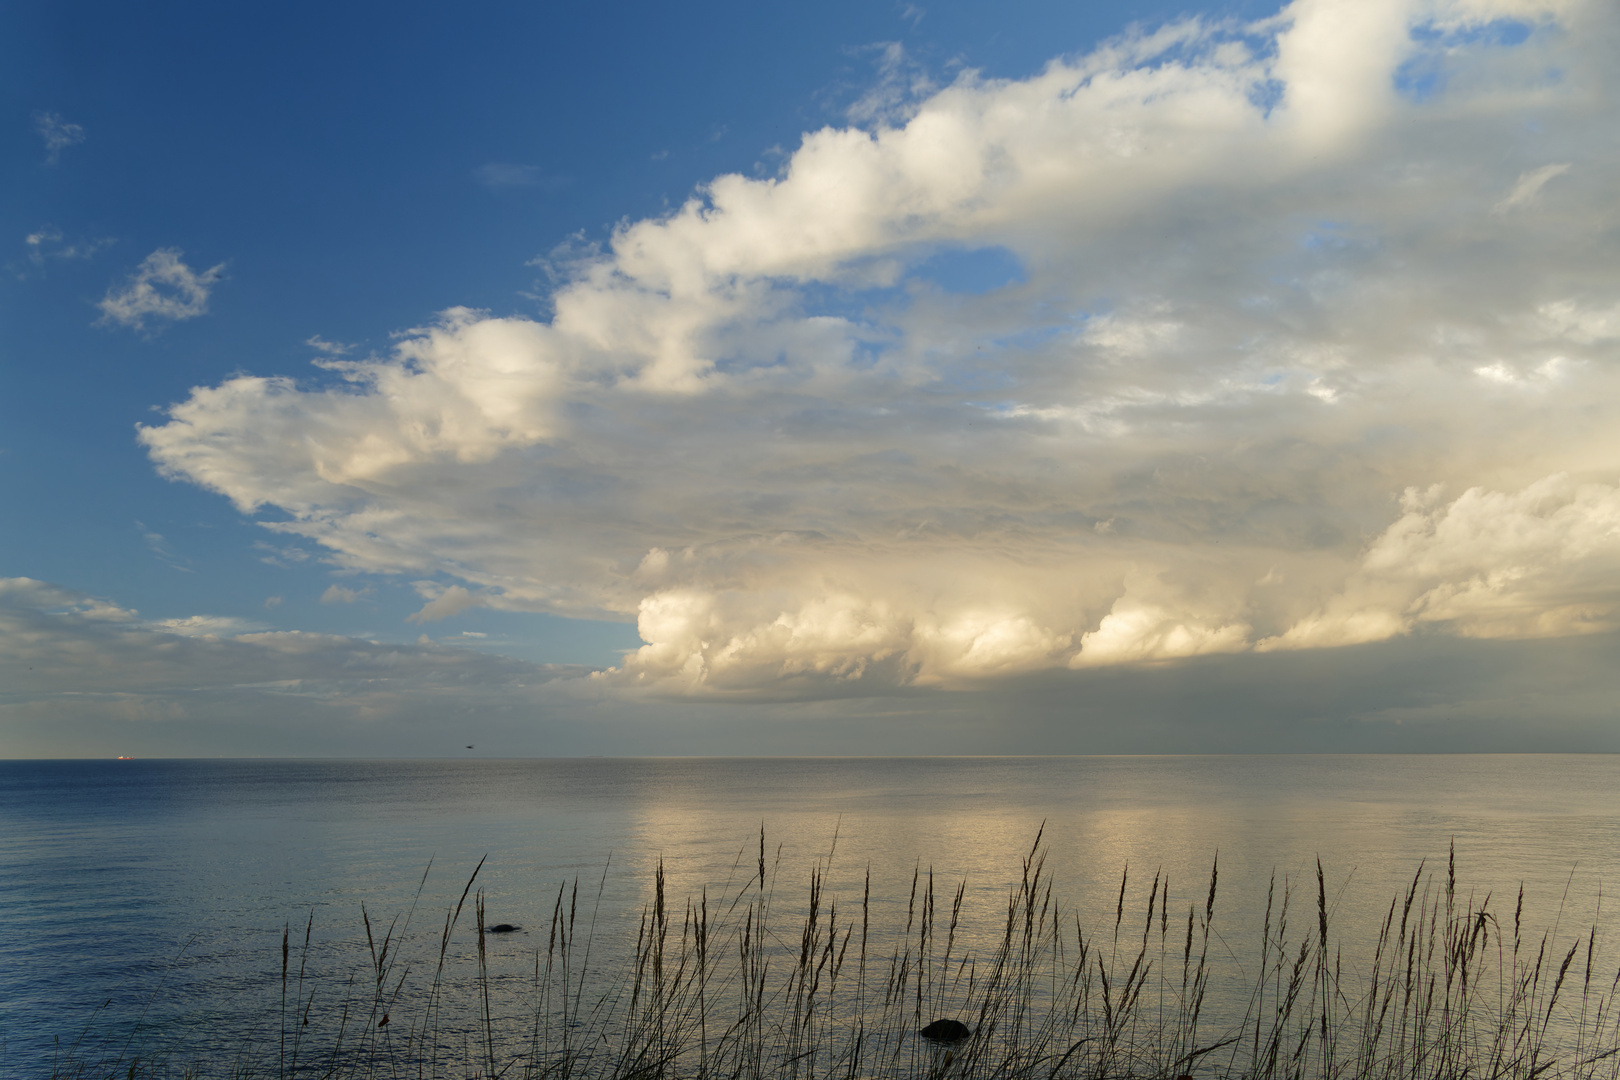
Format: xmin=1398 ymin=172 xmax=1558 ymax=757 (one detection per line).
xmin=485 ymin=923 xmax=521 ymax=933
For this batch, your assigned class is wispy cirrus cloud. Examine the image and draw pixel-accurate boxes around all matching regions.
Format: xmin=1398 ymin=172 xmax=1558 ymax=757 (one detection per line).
xmin=1493 ymin=162 xmax=1572 ymax=214
xmin=98 ymin=248 xmax=226 ymax=331
xmin=473 ymin=162 xmax=569 ymax=191
xmin=12 ymin=226 xmax=116 ymax=281
xmin=23 ymin=226 xmax=114 ymax=266
xmin=137 ymin=0 xmax=1620 ymax=699
xmin=320 ymin=583 xmax=374 ymax=604
xmin=136 ymin=521 xmax=191 ymax=572
xmin=841 ymin=42 xmax=938 ymax=126
xmin=305 ymin=334 xmax=354 ymax=357
xmin=150 ymin=614 xmax=266 ymax=637
xmin=33 ymin=111 xmax=84 ymax=164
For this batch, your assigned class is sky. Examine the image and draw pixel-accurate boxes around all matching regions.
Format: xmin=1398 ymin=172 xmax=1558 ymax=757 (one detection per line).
xmin=4 ymin=0 xmax=1619 ymax=758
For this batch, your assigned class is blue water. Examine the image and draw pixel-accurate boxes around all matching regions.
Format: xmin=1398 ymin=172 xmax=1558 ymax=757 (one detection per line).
xmin=2 ymin=756 xmax=1618 ymax=1076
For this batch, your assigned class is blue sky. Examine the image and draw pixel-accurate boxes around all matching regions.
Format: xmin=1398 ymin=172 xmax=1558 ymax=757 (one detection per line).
xmin=5 ymin=0 xmax=1619 ymax=757
xmin=3 ymin=0 xmax=1263 ymax=660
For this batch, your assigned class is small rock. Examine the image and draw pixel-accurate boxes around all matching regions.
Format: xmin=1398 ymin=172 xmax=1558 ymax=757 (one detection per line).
xmin=485 ymin=923 xmax=521 ymax=933
xmin=920 ymin=1018 xmax=972 ymax=1044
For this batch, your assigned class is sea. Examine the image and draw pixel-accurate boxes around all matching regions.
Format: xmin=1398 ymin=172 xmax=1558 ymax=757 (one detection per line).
xmin=2 ymin=755 xmax=1618 ymax=1077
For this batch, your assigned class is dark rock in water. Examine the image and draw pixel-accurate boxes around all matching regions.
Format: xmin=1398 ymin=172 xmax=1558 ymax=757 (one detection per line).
xmin=919 ymin=1018 xmax=972 ymax=1044
xmin=485 ymin=923 xmax=521 ymax=933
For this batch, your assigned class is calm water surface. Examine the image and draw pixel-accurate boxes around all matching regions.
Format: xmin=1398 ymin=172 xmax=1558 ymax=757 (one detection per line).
xmin=2 ymin=756 xmax=1617 ymax=1074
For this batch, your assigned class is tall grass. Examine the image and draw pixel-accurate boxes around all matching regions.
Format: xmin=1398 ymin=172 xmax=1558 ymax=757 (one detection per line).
xmin=42 ymin=833 xmax=1620 ymax=1080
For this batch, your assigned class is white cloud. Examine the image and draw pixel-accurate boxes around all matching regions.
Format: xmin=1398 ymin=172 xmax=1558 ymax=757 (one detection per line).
xmin=150 ymin=614 xmax=265 ymax=637
xmin=23 ymin=227 xmax=59 ymax=256
xmin=137 ymin=0 xmax=1620 ymax=697
xmin=33 ymin=111 xmax=84 ymax=164
xmin=0 ymin=577 xmax=138 ymax=623
xmin=1263 ymin=475 xmax=1620 ymax=648
xmin=98 ymin=248 xmax=226 ymax=331
xmin=407 ymin=584 xmax=483 ymax=623
xmin=320 ymin=583 xmax=373 ymax=604
xmin=1074 ymin=597 xmax=1249 ymax=667
xmin=305 ymin=334 xmax=353 ymax=356
xmin=1272 ymin=0 xmax=1412 ymax=146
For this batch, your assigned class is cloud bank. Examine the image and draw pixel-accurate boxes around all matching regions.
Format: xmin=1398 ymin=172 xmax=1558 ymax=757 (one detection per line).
xmin=139 ymin=0 xmax=1620 ymax=698
xmin=7 ymin=575 xmax=1619 ymax=756
xmin=0 ymin=577 xmax=584 ymax=754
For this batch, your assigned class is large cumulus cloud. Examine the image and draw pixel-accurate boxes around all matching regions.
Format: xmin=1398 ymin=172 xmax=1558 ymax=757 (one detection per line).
xmin=138 ymin=0 xmax=1620 ymax=696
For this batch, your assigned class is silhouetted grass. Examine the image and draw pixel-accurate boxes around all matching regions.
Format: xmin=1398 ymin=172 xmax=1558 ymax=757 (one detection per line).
xmin=38 ymin=831 xmax=1620 ymax=1080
